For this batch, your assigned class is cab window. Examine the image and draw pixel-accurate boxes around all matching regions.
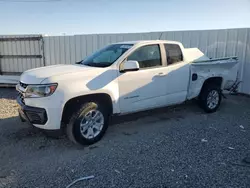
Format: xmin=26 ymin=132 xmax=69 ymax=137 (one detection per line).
xmin=164 ymin=44 xmax=183 ymax=65
xmin=127 ymin=44 xmax=162 ymax=69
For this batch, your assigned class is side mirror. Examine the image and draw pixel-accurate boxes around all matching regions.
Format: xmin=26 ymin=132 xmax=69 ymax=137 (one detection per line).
xmin=120 ymin=60 xmax=139 ymax=73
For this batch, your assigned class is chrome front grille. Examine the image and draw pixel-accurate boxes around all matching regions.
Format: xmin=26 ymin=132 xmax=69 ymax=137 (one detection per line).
xmin=19 ymin=81 xmax=28 ymax=89
xmin=17 ymin=82 xmax=28 ymax=105
xmin=18 ymin=92 xmax=25 ymax=104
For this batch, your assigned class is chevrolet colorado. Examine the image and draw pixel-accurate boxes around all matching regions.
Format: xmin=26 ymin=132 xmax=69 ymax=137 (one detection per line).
xmin=16 ymin=40 xmax=238 ymax=145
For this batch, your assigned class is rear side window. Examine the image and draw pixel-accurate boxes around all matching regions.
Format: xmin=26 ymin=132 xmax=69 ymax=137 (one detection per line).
xmin=164 ymin=44 xmax=183 ymax=65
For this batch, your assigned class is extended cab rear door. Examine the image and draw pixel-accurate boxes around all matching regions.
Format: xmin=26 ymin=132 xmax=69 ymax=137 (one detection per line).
xmin=163 ymin=43 xmax=190 ymax=105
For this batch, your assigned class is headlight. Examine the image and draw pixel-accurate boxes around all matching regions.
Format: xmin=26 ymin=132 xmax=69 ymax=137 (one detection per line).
xmin=25 ymin=84 xmax=58 ymax=98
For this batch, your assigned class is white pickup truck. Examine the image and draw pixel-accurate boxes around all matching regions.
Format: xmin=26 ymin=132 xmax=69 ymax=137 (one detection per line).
xmin=16 ymin=40 xmax=238 ymax=145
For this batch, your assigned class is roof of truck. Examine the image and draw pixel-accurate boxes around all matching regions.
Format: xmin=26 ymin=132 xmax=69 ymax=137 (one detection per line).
xmin=114 ymin=40 xmax=182 ymax=46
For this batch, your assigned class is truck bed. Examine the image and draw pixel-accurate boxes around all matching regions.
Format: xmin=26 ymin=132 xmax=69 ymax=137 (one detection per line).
xmin=187 ymin=56 xmax=238 ymax=100
xmin=192 ymin=56 xmax=238 ymax=64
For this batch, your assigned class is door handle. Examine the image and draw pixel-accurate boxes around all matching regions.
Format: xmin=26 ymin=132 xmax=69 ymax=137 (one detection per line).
xmin=156 ymin=72 xmax=165 ymax=77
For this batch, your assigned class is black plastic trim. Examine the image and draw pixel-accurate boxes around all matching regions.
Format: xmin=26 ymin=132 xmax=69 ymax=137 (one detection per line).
xmin=0 ymin=55 xmax=42 ymax=59
xmin=0 ymin=36 xmax=42 ymax=41
xmin=120 ymin=68 xmax=139 ymax=73
xmin=17 ymin=96 xmax=48 ymax=125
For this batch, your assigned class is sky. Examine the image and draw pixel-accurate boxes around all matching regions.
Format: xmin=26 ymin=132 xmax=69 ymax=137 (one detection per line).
xmin=0 ymin=0 xmax=250 ymax=35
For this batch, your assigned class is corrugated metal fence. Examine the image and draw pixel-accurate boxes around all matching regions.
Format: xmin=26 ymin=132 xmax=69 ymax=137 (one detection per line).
xmin=0 ymin=35 xmax=44 ymax=74
xmin=0 ymin=28 xmax=250 ymax=93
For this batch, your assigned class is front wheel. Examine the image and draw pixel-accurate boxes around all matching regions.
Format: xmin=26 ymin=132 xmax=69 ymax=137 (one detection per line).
xmin=66 ymin=102 xmax=110 ymax=145
xmin=198 ymin=84 xmax=222 ymax=113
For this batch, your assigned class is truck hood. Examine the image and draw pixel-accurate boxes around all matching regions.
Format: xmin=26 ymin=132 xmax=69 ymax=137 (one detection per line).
xmin=20 ymin=64 xmax=95 ymax=84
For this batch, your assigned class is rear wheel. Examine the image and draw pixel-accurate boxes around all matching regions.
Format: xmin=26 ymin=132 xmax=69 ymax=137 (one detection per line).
xmin=199 ymin=84 xmax=222 ymax=113
xmin=66 ymin=102 xmax=110 ymax=145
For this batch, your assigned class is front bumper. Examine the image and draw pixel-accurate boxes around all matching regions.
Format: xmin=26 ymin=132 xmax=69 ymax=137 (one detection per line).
xmin=17 ymin=95 xmax=48 ymax=125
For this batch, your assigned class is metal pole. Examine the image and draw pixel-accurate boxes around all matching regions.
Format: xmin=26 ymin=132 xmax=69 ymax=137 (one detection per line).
xmin=0 ymin=52 xmax=2 ymax=75
xmin=41 ymin=36 xmax=46 ymax=67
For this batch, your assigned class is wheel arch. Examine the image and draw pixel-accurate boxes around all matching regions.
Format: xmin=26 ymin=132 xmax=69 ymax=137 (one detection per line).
xmin=61 ymin=93 xmax=113 ymax=127
xmin=198 ymin=77 xmax=222 ymax=113
xmin=200 ymin=77 xmax=223 ymax=95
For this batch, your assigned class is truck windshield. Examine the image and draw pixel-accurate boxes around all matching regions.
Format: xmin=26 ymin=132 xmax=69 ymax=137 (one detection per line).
xmin=81 ymin=44 xmax=133 ymax=67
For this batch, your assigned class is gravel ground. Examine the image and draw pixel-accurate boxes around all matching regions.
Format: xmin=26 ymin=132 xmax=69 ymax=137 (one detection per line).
xmin=0 ymin=88 xmax=250 ymax=188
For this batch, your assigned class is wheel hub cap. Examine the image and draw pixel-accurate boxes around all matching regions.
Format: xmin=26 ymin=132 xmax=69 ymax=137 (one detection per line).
xmin=207 ymin=90 xmax=219 ymax=109
xmin=80 ymin=110 xmax=104 ymax=139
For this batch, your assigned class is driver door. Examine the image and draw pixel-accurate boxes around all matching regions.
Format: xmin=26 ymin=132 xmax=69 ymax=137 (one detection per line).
xmin=118 ymin=44 xmax=168 ymax=114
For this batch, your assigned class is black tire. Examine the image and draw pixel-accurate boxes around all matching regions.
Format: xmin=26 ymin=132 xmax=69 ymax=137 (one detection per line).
xmin=198 ymin=84 xmax=222 ymax=113
xmin=66 ymin=102 xmax=110 ymax=145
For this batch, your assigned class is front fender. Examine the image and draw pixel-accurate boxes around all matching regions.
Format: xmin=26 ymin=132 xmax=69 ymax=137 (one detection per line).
xmin=41 ymin=69 xmax=120 ymax=115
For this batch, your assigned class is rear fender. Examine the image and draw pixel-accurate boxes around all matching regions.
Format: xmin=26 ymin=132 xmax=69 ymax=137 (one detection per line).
xmin=187 ymin=60 xmax=238 ymax=99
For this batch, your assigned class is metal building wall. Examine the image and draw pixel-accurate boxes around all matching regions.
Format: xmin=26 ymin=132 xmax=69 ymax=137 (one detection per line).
xmin=1 ymin=29 xmax=249 ymax=93
xmin=0 ymin=35 xmax=44 ymax=74
xmin=43 ymin=28 xmax=250 ymax=93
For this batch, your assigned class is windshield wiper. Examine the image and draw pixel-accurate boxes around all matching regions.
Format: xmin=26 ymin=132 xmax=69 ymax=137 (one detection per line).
xmin=83 ymin=62 xmax=109 ymax=68
xmin=75 ymin=61 xmax=82 ymax=64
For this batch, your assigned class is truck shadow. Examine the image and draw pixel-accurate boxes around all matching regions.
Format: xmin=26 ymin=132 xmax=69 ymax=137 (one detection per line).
xmin=86 ymin=69 xmax=118 ymax=90
xmin=110 ymin=99 xmax=202 ymax=126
